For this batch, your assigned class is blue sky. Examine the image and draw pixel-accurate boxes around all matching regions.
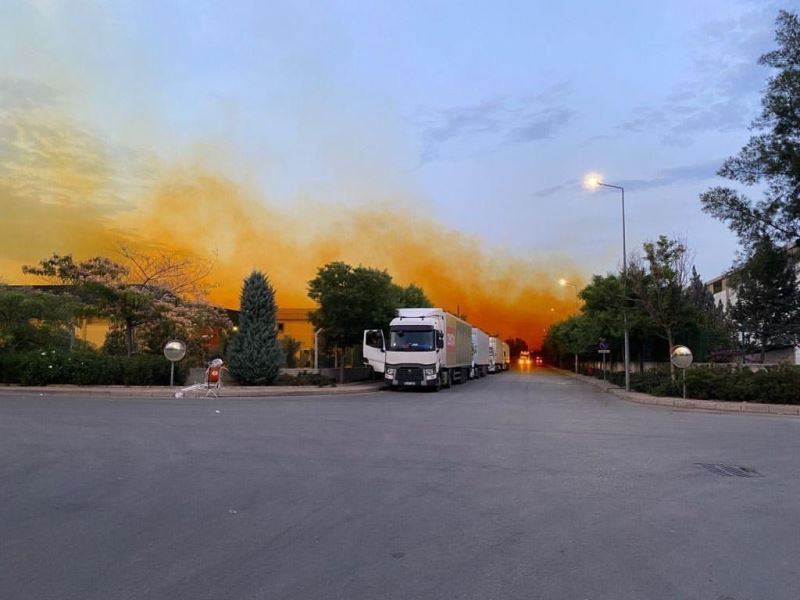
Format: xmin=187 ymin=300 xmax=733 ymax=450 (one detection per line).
xmin=1 ymin=0 xmax=791 ymax=285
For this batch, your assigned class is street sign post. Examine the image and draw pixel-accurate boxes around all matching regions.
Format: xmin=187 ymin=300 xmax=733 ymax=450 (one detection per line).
xmin=670 ymin=345 xmax=693 ymax=399
xmin=598 ymin=340 xmax=610 ymax=380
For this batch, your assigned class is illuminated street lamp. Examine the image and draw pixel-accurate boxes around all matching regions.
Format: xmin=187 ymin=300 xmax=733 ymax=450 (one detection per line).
xmin=559 ymin=278 xmax=579 ymax=312
xmin=584 ymin=172 xmax=631 ymax=392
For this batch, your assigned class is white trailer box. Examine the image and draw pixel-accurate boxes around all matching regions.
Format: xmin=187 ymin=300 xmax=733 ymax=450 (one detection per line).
xmin=471 ymin=328 xmax=490 ymax=377
xmin=488 ymin=337 xmax=500 ymax=373
xmin=502 ymin=341 xmax=511 ymax=370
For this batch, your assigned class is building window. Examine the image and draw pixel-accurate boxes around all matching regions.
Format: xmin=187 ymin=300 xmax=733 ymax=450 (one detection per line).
xmin=712 ymin=280 xmax=723 ymax=294
xmin=278 ymin=323 xmax=285 ymax=333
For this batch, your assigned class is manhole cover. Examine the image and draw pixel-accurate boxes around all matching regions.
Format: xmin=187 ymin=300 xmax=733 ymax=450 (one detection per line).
xmin=695 ymin=463 xmax=763 ymax=478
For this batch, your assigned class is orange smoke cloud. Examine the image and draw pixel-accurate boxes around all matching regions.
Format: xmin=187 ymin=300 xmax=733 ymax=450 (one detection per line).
xmin=1 ymin=110 xmax=583 ymax=347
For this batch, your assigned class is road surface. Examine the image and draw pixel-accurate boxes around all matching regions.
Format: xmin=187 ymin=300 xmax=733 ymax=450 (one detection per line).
xmin=2 ymin=368 xmax=799 ymax=599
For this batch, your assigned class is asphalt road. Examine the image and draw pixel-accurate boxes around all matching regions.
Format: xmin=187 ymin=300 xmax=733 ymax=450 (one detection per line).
xmin=2 ymin=368 xmax=799 ymax=600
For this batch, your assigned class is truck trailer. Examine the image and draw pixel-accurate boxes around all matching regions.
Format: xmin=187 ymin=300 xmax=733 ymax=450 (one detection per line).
xmin=363 ymin=308 xmax=473 ymax=390
xmin=488 ymin=337 xmax=501 ymax=373
xmin=471 ymin=328 xmax=490 ymax=378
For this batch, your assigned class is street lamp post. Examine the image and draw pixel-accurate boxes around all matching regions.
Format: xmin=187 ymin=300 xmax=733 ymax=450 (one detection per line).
xmin=314 ymin=328 xmax=324 ymax=373
xmin=584 ymin=174 xmax=631 ymax=392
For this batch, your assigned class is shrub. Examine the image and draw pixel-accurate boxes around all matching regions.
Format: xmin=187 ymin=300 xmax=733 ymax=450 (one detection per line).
xmin=275 ymin=371 xmax=336 ymax=387
xmin=591 ymin=364 xmax=800 ymax=405
xmin=0 ymin=350 xmax=186 ymax=386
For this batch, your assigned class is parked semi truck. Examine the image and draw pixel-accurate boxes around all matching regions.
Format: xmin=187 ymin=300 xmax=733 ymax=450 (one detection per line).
xmin=502 ymin=341 xmax=511 ymax=370
xmin=471 ymin=328 xmax=490 ymax=378
xmin=363 ymin=308 xmax=473 ymax=390
xmin=488 ymin=337 xmax=511 ymax=373
xmin=488 ymin=337 xmax=502 ymax=373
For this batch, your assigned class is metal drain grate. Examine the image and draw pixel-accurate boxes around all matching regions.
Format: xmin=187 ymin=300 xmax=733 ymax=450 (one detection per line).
xmin=695 ymin=463 xmax=763 ymax=478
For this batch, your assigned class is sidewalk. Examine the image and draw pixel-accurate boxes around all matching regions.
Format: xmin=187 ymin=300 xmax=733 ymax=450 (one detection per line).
xmin=563 ymin=370 xmax=800 ymax=417
xmin=0 ymin=381 xmax=386 ymax=399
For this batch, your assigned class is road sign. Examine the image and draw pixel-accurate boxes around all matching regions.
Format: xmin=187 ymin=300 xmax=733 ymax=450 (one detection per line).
xmin=598 ymin=349 xmax=611 ymax=354
xmin=598 ymin=339 xmax=610 ymax=354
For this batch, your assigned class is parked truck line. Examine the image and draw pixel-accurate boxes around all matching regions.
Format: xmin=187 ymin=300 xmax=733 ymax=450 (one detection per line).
xmin=364 ymin=308 xmax=510 ymax=391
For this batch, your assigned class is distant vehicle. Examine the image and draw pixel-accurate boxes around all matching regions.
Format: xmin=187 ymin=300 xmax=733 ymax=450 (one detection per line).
xmin=535 ymin=355 xmax=544 ymax=365
xmin=519 ymin=350 xmax=531 ymax=365
xmin=363 ymin=308 xmax=473 ymax=390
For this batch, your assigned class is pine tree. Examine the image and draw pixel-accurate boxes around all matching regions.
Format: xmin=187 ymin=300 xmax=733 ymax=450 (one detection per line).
xmin=730 ymin=238 xmax=800 ymax=362
xmin=700 ymin=10 xmax=800 ymax=243
xmin=228 ymin=271 xmax=282 ymax=385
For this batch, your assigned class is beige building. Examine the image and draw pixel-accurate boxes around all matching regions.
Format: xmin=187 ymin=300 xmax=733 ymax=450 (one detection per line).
xmin=75 ymin=307 xmax=316 ymax=353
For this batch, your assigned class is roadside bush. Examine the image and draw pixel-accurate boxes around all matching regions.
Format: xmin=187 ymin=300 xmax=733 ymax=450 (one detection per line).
xmin=585 ymin=364 xmax=800 ymax=404
xmin=0 ymin=350 xmax=186 ymax=386
xmin=275 ymin=371 xmax=336 ymax=387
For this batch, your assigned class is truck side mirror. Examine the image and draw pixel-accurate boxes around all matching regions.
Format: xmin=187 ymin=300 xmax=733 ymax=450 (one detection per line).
xmin=436 ymin=331 xmax=444 ymax=349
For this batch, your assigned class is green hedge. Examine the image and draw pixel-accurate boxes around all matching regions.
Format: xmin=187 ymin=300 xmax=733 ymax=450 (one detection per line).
xmin=0 ymin=350 xmax=186 ymax=386
xmin=590 ymin=364 xmax=800 ymax=404
xmin=275 ymin=371 xmax=336 ymax=387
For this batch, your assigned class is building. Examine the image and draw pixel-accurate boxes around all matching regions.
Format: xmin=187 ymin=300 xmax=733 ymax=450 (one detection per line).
xmin=705 ymin=240 xmax=800 ymax=364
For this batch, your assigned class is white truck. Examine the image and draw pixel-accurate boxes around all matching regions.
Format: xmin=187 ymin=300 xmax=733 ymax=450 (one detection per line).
xmin=488 ymin=337 xmax=501 ymax=372
xmin=363 ymin=308 xmax=473 ymax=390
xmin=471 ymin=328 xmax=490 ymax=378
xmin=488 ymin=337 xmax=511 ymax=373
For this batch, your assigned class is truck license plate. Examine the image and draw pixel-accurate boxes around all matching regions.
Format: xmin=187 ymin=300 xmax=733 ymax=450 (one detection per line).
xmin=403 ymin=382 xmax=416 ymax=386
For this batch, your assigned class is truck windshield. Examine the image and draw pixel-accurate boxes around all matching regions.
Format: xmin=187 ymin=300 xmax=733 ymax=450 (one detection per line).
xmin=389 ymin=328 xmax=435 ymax=352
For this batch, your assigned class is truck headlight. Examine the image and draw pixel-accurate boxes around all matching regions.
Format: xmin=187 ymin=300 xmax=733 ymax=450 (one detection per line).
xmin=386 ymin=368 xmax=396 ymax=378
xmin=423 ymin=367 xmax=436 ymax=379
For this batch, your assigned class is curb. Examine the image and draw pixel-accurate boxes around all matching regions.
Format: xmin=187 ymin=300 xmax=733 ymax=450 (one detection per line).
xmin=563 ymin=371 xmax=800 ymax=417
xmin=0 ymin=382 xmax=386 ymax=399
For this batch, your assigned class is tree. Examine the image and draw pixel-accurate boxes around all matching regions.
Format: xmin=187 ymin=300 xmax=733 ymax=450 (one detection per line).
xmin=307 ymin=262 xmax=435 ymax=378
xmin=628 ymin=236 xmax=693 ymax=378
xmin=580 ymin=273 xmax=654 ymax=369
xmin=23 ymin=251 xmax=220 ymax=357
xmin=136 ymin=302 xmax=232 ymax=365
xmin=685 ymin=267 xmax=733 ymax=360
xmin=395 ymin=283 xmax=433 ymax=308
xmin=117 ymin=245 xmax=215 ymax=301
xmin=505 ymin=337 xmax=529 ymax=359
xmin=0 ymin=286 xmax=83 ymax=351
xmin=279 ymin=336 xmax=301 ymax=368
xmin=308 ymin=263 xmax=397 ymax=349
xmin=541 ymin=315 xmax=599 ymax=371
xmin=729 ymin=237 xmax=800 ymax=362
xmin=228 ymin=271 xmax=282 ymax=385
xmin=700 ymin=10 xmax=800 ymax=244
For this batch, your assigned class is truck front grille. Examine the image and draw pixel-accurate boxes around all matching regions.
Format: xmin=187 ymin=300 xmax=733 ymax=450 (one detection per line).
xmin=396 ymin=367 xmax=423 ymax=383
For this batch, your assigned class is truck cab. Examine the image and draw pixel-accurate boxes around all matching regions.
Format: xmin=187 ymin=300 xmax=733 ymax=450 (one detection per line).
xmin=363 ymin=308 xmax=472 ymax=390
